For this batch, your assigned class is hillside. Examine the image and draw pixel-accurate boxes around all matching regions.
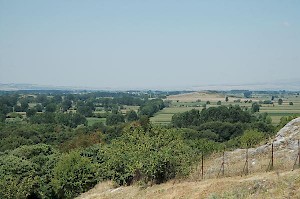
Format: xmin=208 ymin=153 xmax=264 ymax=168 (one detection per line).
xmin=77 ymin=118 xmax=300 ymax=199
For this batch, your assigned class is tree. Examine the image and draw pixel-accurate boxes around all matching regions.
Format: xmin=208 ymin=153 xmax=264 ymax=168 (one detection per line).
xmin=0 ymin=144 xmax=60 ymax=199
xmin=240 ymin=130 xmax=264 ymax=148
xmin=62 ymin=99 xmax=72 ymax=112
xmin=51 ymin=151 xmax=98 ymax=199
xmin=243 ymin=91 xmax=252 ymax=98
xmin=72 ymin=113 xmax=88 ymax=127
xmin=26 ymin=108 xmax=37 ymax=117
xmin=139 ymin=115 xmax=151 ymax=131
xmin=45 ymin=103 xmax=57 ymax=112
xmin=77 ymin=105 xmax=93 ymax=117
xmin=20 ymin=100 xmax=29 ymax=112
xmin=278 ymin=98 xmax=283 ymax=105
xmin=225 ymin=96 xmax=228 ymax=102
xmin=289 ymin=102 xmax=293 ymax=105
xmin=217 ymin=101 xmax=221 ymax=105
xmin=251 ymin=102 xmax=260 ymax=113
xmin=126 ymin=110 xmax=138 ymax=122
xmin=35 ymin=104 xmax=43 ymax=112
xmin=0 ymin=113 xmax=6 ymax=123
xmin=106 ymin=113 xmax=125 ymax=126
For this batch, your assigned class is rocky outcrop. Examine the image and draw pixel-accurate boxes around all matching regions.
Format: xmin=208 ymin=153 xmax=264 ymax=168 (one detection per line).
xmin=206 ymin=118 xmax=300 ymax=177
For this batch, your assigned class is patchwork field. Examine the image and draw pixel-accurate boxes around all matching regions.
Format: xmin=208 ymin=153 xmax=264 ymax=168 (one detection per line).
xmin=151 ymin=92 xmax=300 ymax=125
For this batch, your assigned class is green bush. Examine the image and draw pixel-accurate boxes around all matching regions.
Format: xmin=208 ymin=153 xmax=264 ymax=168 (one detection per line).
xmin=239 ymin=130 xmax=264 ymax=148
xmin=0 ymin=144 xmax=60 ymax=198
xmin=51 ymin=151 xmax=98 ymax=199
xmin=0 ymin=155 xmax=39 ymax=199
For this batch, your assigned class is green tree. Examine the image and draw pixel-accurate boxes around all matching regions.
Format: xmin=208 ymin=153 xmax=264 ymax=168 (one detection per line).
xmin=289 ymin=102 xmax=293 ymax=105
xmin=77 ymin=105 xmax=93 ymax=117
xmin=243 ymin=91 xmax=252 ymax=98
xmin=126 ymin=110 xmax=138 ymax=122
xmin=20 ymin=100 xmax=29 ymax=112
xmin=278 ymin=98 xmax=283 ymax=105
xmin=225 ymin=96 xmax=228 ymax=102
xmin=106 ymin=113 xmax=125 ymax=126
xmin=251 ymin=102 xmax=260 ymax=113
xmin=26 ymin=108 xmax=37 ymax=117
xmin=62 ymin=99 xmax=72 ymax=111
xmin=0 ymin=113 xmax=6 ymax=122
xmin=0 ymin=144 xmax=60 ymax=199
xmin=0 ymin=155 xmax=38 ymax=199
xmin=51 ymin=151 xmax=98 ymax=199
xmin=271 ymin=96 xmax=275 ymax=100
xmin=217 ymin=101 xmax=221 ymax=105
xmin=240 ymin=130 xmax=264 ymax=148
xmin=45 ymin=103 xmax=57 ymax=112
xmin=35 ymin=104 xmax=43 ymax=112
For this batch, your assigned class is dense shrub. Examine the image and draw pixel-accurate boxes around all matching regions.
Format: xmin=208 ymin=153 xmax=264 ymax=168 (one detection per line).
xmin=0 ymin=144 xmax=60 ymax=199
xmin=239 ymin=130 xmax=265 ymax=148
xmin=51 ymin=151 xmax=98 ymax=199
xmin=82 ymin=125 xmax=196 ymax=186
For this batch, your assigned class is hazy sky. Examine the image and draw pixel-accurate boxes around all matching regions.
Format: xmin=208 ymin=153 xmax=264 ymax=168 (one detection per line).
xmin=0 ymin=0 xmax=299 ymax=89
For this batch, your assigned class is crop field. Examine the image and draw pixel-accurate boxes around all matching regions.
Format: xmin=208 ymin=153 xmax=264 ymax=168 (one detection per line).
xmin=87 ymin=117 xmax=106 ymax=126
xmin=150 ymin=106 xmax=203 ymax=124
xmin=151 ymin=91 xmax=300 ymax=125
xmin=120 ymin=105 xmax=139 ymax=114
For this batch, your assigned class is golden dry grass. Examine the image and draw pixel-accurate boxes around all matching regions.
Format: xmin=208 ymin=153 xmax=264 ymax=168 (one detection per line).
xmin=77 ymin=170 xmax=300 ymax=199
xmin=77 ymin=118 xmax=300 ymax=199
xmin=166 ymin=92 xmax=258 ymax=103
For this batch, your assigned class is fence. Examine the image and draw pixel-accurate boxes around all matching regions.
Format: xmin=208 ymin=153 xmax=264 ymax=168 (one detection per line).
xmin=192 ymin=139 xmax=300 ymax=180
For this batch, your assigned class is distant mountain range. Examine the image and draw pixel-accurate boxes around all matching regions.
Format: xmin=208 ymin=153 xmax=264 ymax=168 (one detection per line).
xmin=191 ymin=79 xmax=300 ymax=91
xmin=0 ymin=83 xmax=110 ymax=91
xmin=0 ymin=80 xmax=299 ymax=91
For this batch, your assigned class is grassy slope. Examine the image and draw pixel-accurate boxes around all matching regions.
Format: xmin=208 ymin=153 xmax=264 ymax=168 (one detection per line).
xmin=77 ymin=170 xmax=300 ymax=199
xmin=78 ymin=118 xmax=300 ymax=199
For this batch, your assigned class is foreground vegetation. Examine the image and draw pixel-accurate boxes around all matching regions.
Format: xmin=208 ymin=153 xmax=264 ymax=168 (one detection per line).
xmin=0 ymin=90 xmax=298 ymax=198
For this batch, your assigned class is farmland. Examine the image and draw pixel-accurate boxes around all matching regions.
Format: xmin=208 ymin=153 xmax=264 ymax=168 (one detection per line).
xmin=1 ymin=89 xmax=300 ymax=199
xmin=151 ymin=91 xmax=300 ymax=125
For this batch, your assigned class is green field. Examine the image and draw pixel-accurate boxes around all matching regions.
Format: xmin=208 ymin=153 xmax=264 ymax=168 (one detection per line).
xmin=151 ymin=92 xmax=300 ymax=125
xmin=87 ymin=117 xmax=106 ymax=126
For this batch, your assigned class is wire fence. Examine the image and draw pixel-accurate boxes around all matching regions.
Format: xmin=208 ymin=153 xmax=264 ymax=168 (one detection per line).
xmin=192 ymin=139 xmax=300 ymax=180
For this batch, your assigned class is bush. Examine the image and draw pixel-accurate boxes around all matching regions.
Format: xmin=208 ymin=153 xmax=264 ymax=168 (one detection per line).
xmin=51 ymin=151 xmax=98 ymax=199
xmin=239 ymin=130 xmax=264 ymax=148
xmin=0 ymin=144 xmax=60 ymax=199
xmin=88 ymin=126 xmax=195 ymax=186
xmin=0 ymin=155 xmax=38 ymax=199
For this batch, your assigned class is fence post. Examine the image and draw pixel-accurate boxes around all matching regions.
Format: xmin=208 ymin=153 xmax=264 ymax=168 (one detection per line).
xmin=222 ymin=150 xmax=225 ymax=176
xmin=267 ymin=143 xmax=274 ymax=172
xmin=218 ymin=149 xmax=225 ymax=177
xmin=242 ymin=147 xmax=249 ymax=176
xmin=298 ymin=139 xmax=300 ymax=167
xmin=293 ymin=139 xmax=300 ymax=170
xmin=201 ymin=152 xmax=204 ymax=179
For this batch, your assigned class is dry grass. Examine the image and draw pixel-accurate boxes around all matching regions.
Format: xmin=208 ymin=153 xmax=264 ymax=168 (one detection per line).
xmin=77 ymin=118 xmax=300 ymax=199
xmin=166 ymin=92 xmax=257 ymax=103
xmin=77 ymin=170 xmax=300 ymax=199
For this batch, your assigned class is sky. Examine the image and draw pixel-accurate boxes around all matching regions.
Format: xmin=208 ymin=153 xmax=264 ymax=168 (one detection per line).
xmin=0 ymin=0 xmax=299 ymax=90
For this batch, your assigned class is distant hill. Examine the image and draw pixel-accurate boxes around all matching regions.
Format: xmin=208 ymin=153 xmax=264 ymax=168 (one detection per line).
xmin=1 ymin=79 xmax=300 ymax=91
xmin=191 ymin=79 xmax=300 ymax=91
xmin=0 ymin=83 xmax=112 ymax=91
